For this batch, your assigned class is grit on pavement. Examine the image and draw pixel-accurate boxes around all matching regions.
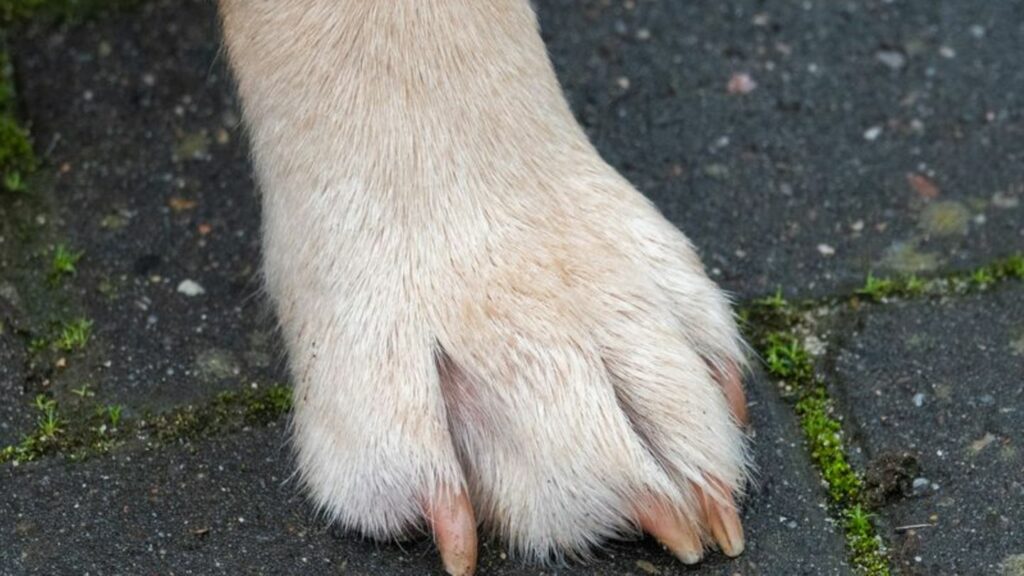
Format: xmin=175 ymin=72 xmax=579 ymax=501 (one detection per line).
xmin=0 ymin=1 xmax=1021 ymax=575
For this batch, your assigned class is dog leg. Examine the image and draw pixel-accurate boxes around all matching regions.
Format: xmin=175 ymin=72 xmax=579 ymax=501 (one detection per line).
xmin=220 ymin=2 xmax=750 ymax=573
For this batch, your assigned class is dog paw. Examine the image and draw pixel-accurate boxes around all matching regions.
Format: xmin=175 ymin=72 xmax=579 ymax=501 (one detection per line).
xmin=268 ymin=164 xmax=751 ymax=573
xmin=223 ymin=4 xmax=751 ymax=570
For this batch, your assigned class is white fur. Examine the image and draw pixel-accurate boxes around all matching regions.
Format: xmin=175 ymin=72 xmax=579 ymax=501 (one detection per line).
xmin=220 ymin=0 xmax=750 ymax=561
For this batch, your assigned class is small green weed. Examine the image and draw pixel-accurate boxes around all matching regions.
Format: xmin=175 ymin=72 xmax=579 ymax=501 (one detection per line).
xmin=1005 ymin=255 xmax=1024 ymax=278
xmin=0 ymin=395 xmax=66 ymax=464
xmin=28 ymin=337 xmax=48 ymax=353
xmin=34 ymin=394 xmax=62 ymax=438
xmin=844 ymin=505 xmax=889 ymax=574
xmin=50 ymin=244 xmax=83 ymax=282
xmin=903 ymin=275 xmax=925 ymax=295
xmin=856 ymin=272 xmax=896 ymax=301
xmin=106 ymin=404 xmax=122 ymax=427
xmin=969 ymin=268 xmax=994 ymax=288
xmin=70 ymin=384 xmax=94 ymax=398
xmin=763 ymin=332 xmax=812 ymax=381
xmin=755 ymin=287 xmax=787 ymax=310
xmin=4 ymin=170 xmax=24 ymax=192
xmin=56 ymin=318 xmax=92 ymax=351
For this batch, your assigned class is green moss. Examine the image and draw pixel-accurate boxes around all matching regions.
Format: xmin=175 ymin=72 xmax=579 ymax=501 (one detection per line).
xmin=856 ymin=272 xmax=897 ymax=301
xmin=0 ymin=115 xmax=34 ymax=188
xmin=969 ymin=268 xmax=994 ymax=289
xmin=903 ymin=274 xmax=925 ymax=296
xmin=0 ymin=384 xmax=293 ymax=464
xmin=745 ymin=296 xmax=891 ymax=575
xmin=796 ymin=390 xmax=861 ymax=504
xmin=844 ymin=506 xmax=889 ymax=574
xmin=149 ymin=386 xmax=294 ymax=441
xmin=763 ymin=332 xmax=813 ymax=382
xmin=0 ymin=51 xmax=36 ymax=192
xmin=853 ymin=253 xmax=1024 ymax=303
xmin=0 ymin=53 xmax=14 ymax=113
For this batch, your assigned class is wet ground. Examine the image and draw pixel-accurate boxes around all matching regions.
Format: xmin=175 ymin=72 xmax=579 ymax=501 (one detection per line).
xmin=0 ymin=1 xmax=1021 ymax=574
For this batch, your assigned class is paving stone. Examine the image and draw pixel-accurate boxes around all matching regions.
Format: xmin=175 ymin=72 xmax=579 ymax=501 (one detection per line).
xmin=4 ymin=0 xmax=1019 ymax=573
xmin=2 ymin=0 xmax=1019 ymax=432
xmin=831 ymin=284 xmax=1024 ymax=575
xmin=0 ymin=291 xmax=32 ymax=444
xmin=540 ymin=0 xmax=1024 ymax=296
xmin=0 ymin=9 xmax=848 ymax=572
xmin=5 ymin=0 xmax=286 ymax=435
xmin=0 ymin=370 xmax=850 ymax=575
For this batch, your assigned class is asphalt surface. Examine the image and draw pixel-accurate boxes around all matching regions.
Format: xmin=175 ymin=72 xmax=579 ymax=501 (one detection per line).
xmin=541 ymin=0 xmax=1024 ymax=297
xmin=1 ymin=381 xmax=852 ymax=575
xmin=831 ymin=285 xmax=1024 ymax=575
xmin=0 ymin=0 xmax=1021 ymax=574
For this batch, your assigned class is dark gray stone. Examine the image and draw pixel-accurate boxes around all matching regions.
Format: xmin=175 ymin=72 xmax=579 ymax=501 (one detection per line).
xmin=539 ymin=0 xmax=1024 ymax=297
xmin=0 ymin=370 xmax=850 ymax=575
xmin=0 ymin=290 xmax=33 ymax=445
xmin=832 ymin=285 xmax=1024 ymax=575
xmin=8 ymin=0 xmax=286 ymax=425
xmin=6 ymin=0 xmax=1021 ymax=573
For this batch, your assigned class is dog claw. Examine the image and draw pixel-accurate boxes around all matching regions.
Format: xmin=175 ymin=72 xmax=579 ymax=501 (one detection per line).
xmin=701 ymin=486 xmax=745 ymax=557
xmin=712 ymin=362 xmax=749 ymax=426
xmin=638 ymin=501 xmax=705 ymax=565
xmin=428 ymin=490 xmax=478 ymax=576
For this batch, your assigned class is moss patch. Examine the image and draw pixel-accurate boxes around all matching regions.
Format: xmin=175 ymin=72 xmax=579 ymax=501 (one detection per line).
xmin=855 ymin=253 xmax=1024 ymax=303
xmin=0 ymin=51 xmax=35 ymax=192
xmin=0 ymin=384 xmax=292 ymax=464
xmin=743 ymin=297 xmax=891 ymax=575
xmin=741 ymin=257 xmax=1023 ymax=573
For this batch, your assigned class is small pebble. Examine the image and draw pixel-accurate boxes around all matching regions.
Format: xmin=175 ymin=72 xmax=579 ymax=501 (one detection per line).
xmin=727 ymin=72 xmax=757 ymax=95
xmin=912 ymin=392 xmax=925 ymax=407
xmin=635 ymin=560 xmax=660 ymax=574
xmin=177 ymin=279 xmax=206 ymax=297
xmin=876 ymin=50 xmax=906 ymax=70
xmin=864 ymin=126 xmax=883 ymax=141
xmin=912 ymin=477 xmax=930 ymax=493
xmin=817 ymin=243 xmax=836 ymax=256
xmin=992 ymin=192 xmax=1020 ymax=209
